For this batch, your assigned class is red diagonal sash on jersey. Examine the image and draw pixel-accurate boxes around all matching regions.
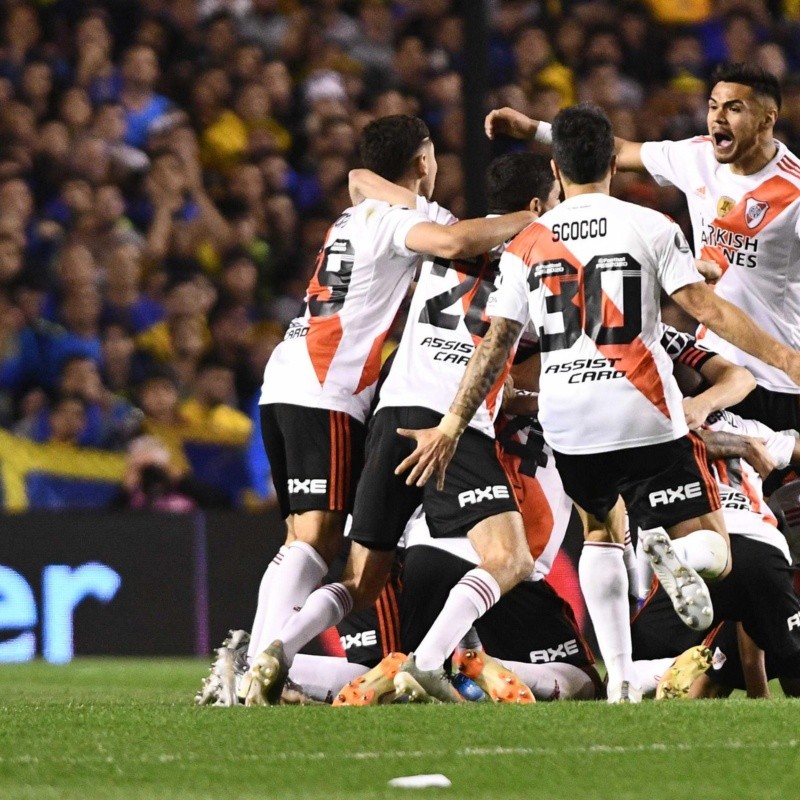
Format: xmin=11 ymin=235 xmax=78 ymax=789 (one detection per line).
xmin=700 ymin=174 xmax=800 ymax=276
xmin=307 ymin=316 xmax=344 ymax=387
xmin=354 ymin=328 xmax=389 ymax=395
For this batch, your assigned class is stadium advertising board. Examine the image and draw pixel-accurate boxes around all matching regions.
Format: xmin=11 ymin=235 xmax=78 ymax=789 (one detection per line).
xmin=0 ymin=511 xmax=283 ymax=663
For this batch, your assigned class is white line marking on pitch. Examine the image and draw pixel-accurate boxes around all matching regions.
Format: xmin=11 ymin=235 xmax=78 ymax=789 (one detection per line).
xmin=1 ymin=740 xmax=797 ymax=767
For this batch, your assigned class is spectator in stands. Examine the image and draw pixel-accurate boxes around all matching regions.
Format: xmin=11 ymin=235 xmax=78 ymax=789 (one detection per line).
xmin=40 ymin=393 xmax=88 ymax=447
xmin=207 ymin=299 xmax=255 ymax=410
xmin=59 ymin=284 xmax=103 ymax=364
xmin=179 ymin=355 xmax=251 ymax=441
xmin=119 ymin=44 xmax=173 ymax=149
xmin=101 ymin=320 xmax=142 ymax=400
xmin=102 ymin=242 xmax=164 ymax=334
xmin=57 ymin=354 xmax=138 ymax=449
xmin=2 ymin=0 xmax=800 ymax=512
xmin=116 ymin=435 xmax=196 ymax=512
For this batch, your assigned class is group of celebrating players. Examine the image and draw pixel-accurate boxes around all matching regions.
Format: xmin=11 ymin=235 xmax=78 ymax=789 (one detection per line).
xmin=197 ymin=62 xmax=800 ymax=707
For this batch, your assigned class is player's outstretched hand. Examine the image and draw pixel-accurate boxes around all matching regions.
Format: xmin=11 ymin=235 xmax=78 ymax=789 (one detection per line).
xmin=484 ymin=107 xmax=536 ymax=141
xmin=395 ymin=427 xmax=459 ymax=490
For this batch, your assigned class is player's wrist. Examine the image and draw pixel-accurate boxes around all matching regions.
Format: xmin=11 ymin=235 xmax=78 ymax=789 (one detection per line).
xmin=438 ymin=412 xmax=468 ymax=439
xmin=533 ymin=121 xmax=552 ymax=145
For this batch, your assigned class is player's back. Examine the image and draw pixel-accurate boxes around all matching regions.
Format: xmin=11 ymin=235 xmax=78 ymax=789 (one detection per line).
xmin=378 ymin=238 xmax=507 ymax=437
xmin=500 ymin=193 xmax=700 ymax=454
xmin=260 ymin=199 xmax=428 ymax=422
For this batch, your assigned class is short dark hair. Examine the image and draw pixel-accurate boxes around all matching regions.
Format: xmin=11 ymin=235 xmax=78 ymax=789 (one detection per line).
xmin=711 ymin=62 xmax=782 ymax=111
xmin=486 ymin=153 xmax=555 ymax=214
xmin=552 ymin=104 xmax=615 ymax=185
xmin=359 ymin=115 xmax=430 ymax=182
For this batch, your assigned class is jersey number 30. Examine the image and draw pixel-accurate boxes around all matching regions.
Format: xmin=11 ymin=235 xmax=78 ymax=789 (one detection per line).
xmin=528 ymin=254 xmax=642 ymax=352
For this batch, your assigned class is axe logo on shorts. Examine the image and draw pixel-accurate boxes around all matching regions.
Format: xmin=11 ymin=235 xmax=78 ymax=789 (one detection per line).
xmin=340 ymin=630 xmax=378 ymax=650
xmin=457 ymin=485 xmax=510 ymax=508
xmin=530 ymin=639 xmax=580 ymax=663
xmin=287 ymin=478 xmax=327 ymax=494
xmin=648 ymin=481 xmax=702 ymax=507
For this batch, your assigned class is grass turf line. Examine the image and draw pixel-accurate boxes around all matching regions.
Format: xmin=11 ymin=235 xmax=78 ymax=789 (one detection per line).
xmin=0 ymin=659 xmax=797 ymax=800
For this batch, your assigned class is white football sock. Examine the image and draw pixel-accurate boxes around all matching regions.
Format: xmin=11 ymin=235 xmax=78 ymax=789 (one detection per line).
xmin=672 ymin=530 xmax=729 ymax=579
xmin=288 ymin=654 xmax=368 ymax=703
xmin=579 ymin=542 xmax=636 ymax=689
xmin=498 ymin=659 xmax=598 ymax=700
xmin=281 ymin=582 xmax=354 ymax=663
xmin=631 ymin=657 xmax=676 ymax=697
xmin=248 ymin=545 xmax=288 ymax=661
xmin=414 ymin=568 xmax=501 ymax=672
xmin=251 ymin=540 xmax=328 ymax=657
xmin=636 ymin=537 xmax=655 ymax=599
xmin=622 ymin=529 xmax=640 ymax=601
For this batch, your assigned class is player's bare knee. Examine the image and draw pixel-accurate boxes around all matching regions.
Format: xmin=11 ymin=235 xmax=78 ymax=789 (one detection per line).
xmin=512 ymin=550 xmax=535 ymax=583
xmin=478 ymin=546 xmax=533 ymax=591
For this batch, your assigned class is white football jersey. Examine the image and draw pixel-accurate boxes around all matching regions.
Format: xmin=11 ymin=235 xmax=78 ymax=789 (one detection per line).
xmin=260 ymin=197 xmax=443 ymax=422
xmin=378 ymin=216 xmax=511 ymax=438
xmin=704 ymin=409 xmax=793 ymax=563
xmin=488 ymin=193 xmax=704 ymax=455
xmin=641 ymin=137 xmax=800 ymax=393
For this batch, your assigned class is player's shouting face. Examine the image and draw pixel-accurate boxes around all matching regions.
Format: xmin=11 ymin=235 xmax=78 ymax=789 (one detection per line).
xmin=707 ymin=81 xmax=777 ymax=166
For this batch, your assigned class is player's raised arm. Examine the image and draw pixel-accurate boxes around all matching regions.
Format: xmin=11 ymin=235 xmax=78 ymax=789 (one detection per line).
xmin=672 ymin=281 xmax=800 ymax=387
xmin=484 ymin=106 xmax=646 ymax=170
xmin=348 ymin=168 xmax=417 ymax=207
xmin=395 ymin=316 xmax=523 ymax=489
xmin=404 ymin=211 xmax=535 ymax=260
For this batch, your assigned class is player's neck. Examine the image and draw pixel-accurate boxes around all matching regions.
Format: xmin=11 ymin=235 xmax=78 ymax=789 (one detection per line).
xmin=730 ymin=136 xmax=779 ymax=176
xmin=562 ymin=177 xmax=611 ymax=199
xmin=398 ymin=176 xmax=422 ymax=195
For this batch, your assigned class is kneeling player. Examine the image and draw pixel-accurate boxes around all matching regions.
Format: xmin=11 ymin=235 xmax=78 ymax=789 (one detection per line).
xmin=631 ymin=409 xmax=800 ymax=698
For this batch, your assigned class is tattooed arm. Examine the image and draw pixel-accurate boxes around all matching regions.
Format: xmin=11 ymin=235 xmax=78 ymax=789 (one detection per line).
xmin=394 ymin=317 xmax=523 ymax=489
xmin=698 ymin=429 xmax=777 ymax=479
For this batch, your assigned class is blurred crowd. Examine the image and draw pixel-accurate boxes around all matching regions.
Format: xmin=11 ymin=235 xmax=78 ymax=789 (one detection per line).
xmin=1 ymin=0 xmax=800 ymax=509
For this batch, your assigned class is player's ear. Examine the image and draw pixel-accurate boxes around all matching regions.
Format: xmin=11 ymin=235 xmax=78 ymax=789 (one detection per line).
xmin=529 ymin=197 xmax=541 ymax=214
xmin=609 ymin=154 xmax=618 ymax=178
xmin=414 ymin=148 xmax=428 ymax=179
xmin=761 ymin=103 xmax=778 ymax=131
xmin=550 ymin=159 xmax=558 ymax=181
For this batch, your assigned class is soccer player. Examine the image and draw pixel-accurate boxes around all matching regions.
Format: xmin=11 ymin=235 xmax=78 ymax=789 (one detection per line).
xmin=243 ymin=153 xmax=554 ymax=705
xmin=242 ymin=115 xmax=535 ymax=697
xmin=399 ymin=105 xmax=800 ymax=703
xmin=631 ymin=408 xmax=800 ymax=699
xmin=397 ymin=410 xmax=603 ymax=703
xmin=486 ymin=63 xmax=800 ymax=433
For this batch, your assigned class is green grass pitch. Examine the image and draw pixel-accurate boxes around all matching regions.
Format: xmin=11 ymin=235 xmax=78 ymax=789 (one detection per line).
xmin=0 ymin=659 xmax=798 ymax=800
